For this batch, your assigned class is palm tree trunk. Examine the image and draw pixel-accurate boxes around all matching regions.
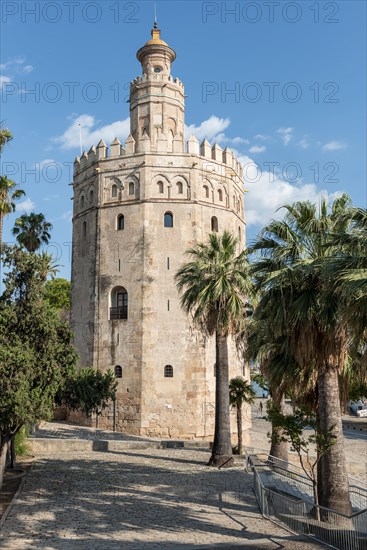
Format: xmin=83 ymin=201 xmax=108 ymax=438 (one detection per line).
xmin=237 ymin=405 xmax=243 ymax=455
xmin=0 ymin=211 xmax=3 ymax=247
xmin=269 ymin=390 xmax=288 ymax=463
xmin=318 ymin=367 xmax=351 ymax=515
xmin=208 ymin=331 xmax=234 ymax=468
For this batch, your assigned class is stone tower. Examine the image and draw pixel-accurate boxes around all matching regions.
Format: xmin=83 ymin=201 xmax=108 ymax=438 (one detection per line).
xmin=71 ymin=25 xmax=249 ymax=439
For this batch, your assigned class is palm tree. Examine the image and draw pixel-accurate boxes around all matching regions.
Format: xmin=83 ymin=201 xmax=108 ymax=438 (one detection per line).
xmin=176 ymin=231 xmax=252 ymax=467
xmin=0 ymin=123 xmax=13 ymax=152
xmin=12 ymin=213 xmax=52 ymax=253
xmin=249 ymin=194 xmax=357 ymax=515
xmin=0 ymin=126 xmax=25 ymax=245
xmin=0 ymin=178 xmax=25 ymax=245
xmin=229 ymin=377 xmax=256 ymax=455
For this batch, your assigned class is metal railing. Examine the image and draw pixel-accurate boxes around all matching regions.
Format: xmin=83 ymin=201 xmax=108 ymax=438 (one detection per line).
xmin=249 ymin=453 xmax=367 ymax=550
xmin=109 ymin=307 xmax=128 ymax=320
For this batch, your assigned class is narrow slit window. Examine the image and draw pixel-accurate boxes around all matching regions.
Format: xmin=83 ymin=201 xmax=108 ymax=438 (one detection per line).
xmin=117 ymin=214 xmax=125 ymax=230
xmin=164 ymin=365 xmax=173 ymax=378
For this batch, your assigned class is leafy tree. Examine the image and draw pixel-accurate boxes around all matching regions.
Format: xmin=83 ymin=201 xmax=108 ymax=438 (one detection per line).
xmin=176 ymin=231 xmax=252 ymax=468
xmin=0 ymin=246 xmax=78 ymax=477
xmin=249 ymin=195 xmax=357 ymax=515
xmin=267 ymin=405 xmax=336 ymax=521
xmin=229 ymin=377 xmax=256 ymax=455
xmin=44 ymin=278 xmax=71 ymax=311
xmin=58 ymin=368 xmax=117 ymax=426
xmin=12 ymin=212 xmax=52 ymax=252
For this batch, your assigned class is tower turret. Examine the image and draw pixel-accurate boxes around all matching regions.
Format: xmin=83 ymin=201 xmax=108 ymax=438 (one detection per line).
xmin=130 ymin=24 xmax=185 ymax=153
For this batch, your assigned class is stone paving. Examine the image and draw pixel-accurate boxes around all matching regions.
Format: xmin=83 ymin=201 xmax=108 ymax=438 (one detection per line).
xmin=0 ymin=448 xmax=325 ymax=549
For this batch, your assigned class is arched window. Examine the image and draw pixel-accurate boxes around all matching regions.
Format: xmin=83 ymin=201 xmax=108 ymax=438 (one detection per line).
xmin=164 ymin=365 xmax=173 ymax=378
xmin=128 ymin=182 xmax=135 ymax=196
xmin=82 ymin=221 xmax=87 ymax=238
xmin=89 ymin=189 xmax=94 ymax=204
xmin=211 ymin=216 xmax=218 ymax=232
xmin=117 ymin=214 xmax=124 ymax=231
xmin=177 ymin=181 xmax=183 ymax=194
xmin=218 ymin=189 xmax=223 ymax=202
xmin=80 ymin=195 xmax=85 ymax=209
xmin=110 ymin=287 xmax=128 ymax=320
xmin=112 ymin=184 xmax=118 ymax=198
xmin=157 ymin=181 xmax=164 ymax=194
xmin=114 ymin=365 xmax=122 ymax=378
xmin=203 ymin=185 xmax=209 ymax=198
xmin=164 ymin=212 xmax=173 ymax=228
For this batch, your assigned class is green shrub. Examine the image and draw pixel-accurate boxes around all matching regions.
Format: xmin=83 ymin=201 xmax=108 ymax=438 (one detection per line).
xmin=14 ymin=426 xmax=29 ymax=456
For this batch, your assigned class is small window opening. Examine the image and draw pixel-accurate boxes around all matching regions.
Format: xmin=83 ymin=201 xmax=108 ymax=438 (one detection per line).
xmin=164 ymin=365 xmax=173 ymax=378
xmin=128 ymin=182 xmax=135 ymax=196
xmin=211 ymin=216 xmax=218 ymax=232
xmin=164 ymin=212 xmax=173 ymax=228
xmin=115 ymin=365 xmax=122 ymax=378
xmin=117 ymin=214 xmax=125 ymax=230
xmin=157 ymin=181 xmax=164 ymax=194
xmin=177 ymin=181 xmax=183 ymax=194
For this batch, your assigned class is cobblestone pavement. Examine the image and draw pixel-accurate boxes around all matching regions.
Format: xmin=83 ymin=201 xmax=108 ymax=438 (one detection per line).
xmin=0 ymin=449 xmax=324 ymax=549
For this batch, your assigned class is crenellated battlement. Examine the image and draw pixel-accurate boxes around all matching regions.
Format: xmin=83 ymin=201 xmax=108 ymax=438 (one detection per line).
xmin=74 ymin=134 xmax=243 ymax=179
xmin=130 ymin=73 xmax=184 ymax=89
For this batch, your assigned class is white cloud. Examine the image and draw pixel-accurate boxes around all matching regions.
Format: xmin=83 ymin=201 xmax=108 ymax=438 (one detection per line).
xmin=299 ymin=138 xmax=310 ymax=149
xmin=33 ymin=159 xmax=55 ymax=169
xmin=16 ymin=198 xmax=35 ymax=213
xmin=61 ymin=210 xmax=73 ymax=223
xmin=322 ymin=141 xmax=347 ymax=151
xmin=53 ymin=114 xmax=130 ymax=151
xmin=231 ymin=137 xmax=250 ymax=145
xmin=0 ymin=58 xmax=34 ymax=90
xmin=254 ymin=134 xmax=270 ymax=141
xmin=277 ymin=127 xmax=293 ymax=145
xmin=249 ymin=145 xmax=266 ymax=153
xmin=237 ymin=153 xmax=332 ymax=227
xmin=185 ymin=115 xmax=231 ymax=142
xmin=0 ymin=76 xmax=11 ymax=90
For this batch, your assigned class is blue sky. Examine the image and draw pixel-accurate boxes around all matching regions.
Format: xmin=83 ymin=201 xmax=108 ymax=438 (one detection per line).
xmin=1 ymin=0 xmax=366 ymax=280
